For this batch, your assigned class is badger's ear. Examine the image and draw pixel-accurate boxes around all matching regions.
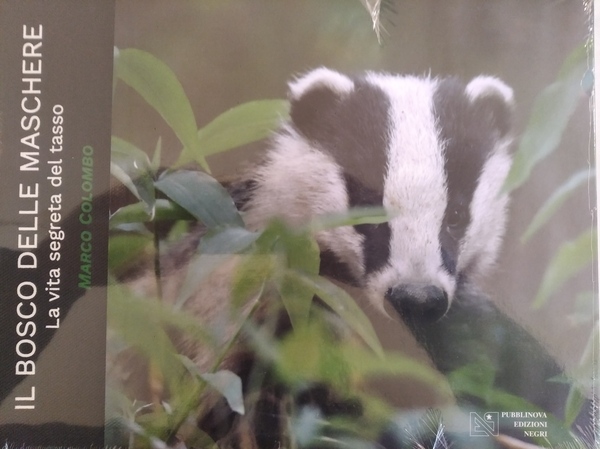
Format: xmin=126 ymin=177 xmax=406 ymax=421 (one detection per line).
xmin=466 ymin=76 xmax=514 ymax=138
xmin=288 ymin=68 xmax=354 ymax=139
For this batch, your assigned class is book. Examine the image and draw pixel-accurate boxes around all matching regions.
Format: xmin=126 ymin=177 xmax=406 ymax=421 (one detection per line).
xmin=0 ymin=1 xmax=596 ymax=448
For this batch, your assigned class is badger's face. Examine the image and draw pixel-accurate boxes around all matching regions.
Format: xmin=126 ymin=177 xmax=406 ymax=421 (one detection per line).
xmin=245 ymin=68 xmax=514 ymax=323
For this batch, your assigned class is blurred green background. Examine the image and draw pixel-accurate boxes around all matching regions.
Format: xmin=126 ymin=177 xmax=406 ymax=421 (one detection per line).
xmin=112 ymin=0 xmax=593 ymax=393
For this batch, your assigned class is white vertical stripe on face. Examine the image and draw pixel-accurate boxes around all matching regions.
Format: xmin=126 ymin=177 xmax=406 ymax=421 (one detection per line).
xmin=458 ymin=141 xmax=512 ymax=278
xmin=365 ymin=74 xmax=455 ymax=308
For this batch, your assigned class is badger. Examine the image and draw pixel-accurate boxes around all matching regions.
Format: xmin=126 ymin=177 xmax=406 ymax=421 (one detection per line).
xmin=237 ymin=68 xmax=514 ymax=323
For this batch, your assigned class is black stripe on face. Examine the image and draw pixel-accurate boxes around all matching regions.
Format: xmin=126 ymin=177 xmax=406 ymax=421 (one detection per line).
xmin=290 ymin=78 xmax=391 ymax=193
xmin=290 ymin=77 xmax=393 ymax=278
xmin=344 ymin=174 xmax=391 ymax=276
xmin=319 ymin=249 xmax=360 ymax=286
xmin=433 ymin=78 xmax=498 ymax=275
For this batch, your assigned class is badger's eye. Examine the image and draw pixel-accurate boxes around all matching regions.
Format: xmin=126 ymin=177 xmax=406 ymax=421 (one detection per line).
xmin=446 ymin=207 xmax=468 ymax=238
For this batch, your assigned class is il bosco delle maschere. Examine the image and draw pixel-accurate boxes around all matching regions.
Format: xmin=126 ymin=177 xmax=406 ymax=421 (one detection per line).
xmin=13 ymin=24 xmax=66 ymax=410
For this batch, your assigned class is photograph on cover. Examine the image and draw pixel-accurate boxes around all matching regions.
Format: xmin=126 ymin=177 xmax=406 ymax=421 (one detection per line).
xmin=0 ymin=1 xmax=596 ymax=448
xmin=105 ymin=2 xmax=596 ymax=448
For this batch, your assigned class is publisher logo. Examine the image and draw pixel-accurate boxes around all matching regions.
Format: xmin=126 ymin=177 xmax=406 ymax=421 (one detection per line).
xmin=470 ymin=412 xmax=499 ymax=437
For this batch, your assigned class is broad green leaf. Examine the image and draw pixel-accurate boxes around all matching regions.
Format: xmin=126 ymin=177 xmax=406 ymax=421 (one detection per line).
xmin=176 ymin=100 xmax=290 ymax=165
xmin=114 ymin=48 xmax=208 ymax=171
xmin=277 ymin=228 xmax=321 ymax=329
xmin=532 ymin=228 xmax=597 ymax=308
xmin=107 ymin=284 xmax=187 ymax=396
xmin=109 ymin=199 xmax=194 ymax=228
xmin=280 ymin=228 xmax=320 ymax=275
xmin=309 ymin=207 xmax=389 ymax=233
xmin=288 ymin=272 xmax=384 ymax=358
xmin=277 ymin=320 xmax=448 ymax=397
xmin=155 ymin=170 xmax=244 ymax=228
xmin=201 ymin=371 xmax=245 ymax=415
xmin=179 ymin=355 xmax=245 ymax=415
xmin=279 ymin=272 xmax=316 ymax=330
xmin=277 ymin=321 xmax=352 ymax=390
xmin=521 ymin=169 xmax=593 ymax=242
xmin=111 ymin=137 xmax=156 ymax=215
xmin=108 ymin=283 xmax=216 ymax=351
xmin=344 ymin=347 xmax=451 ymax=395
xmin=503 ymin=44 xmax=587 ymax=193
xmin=179 ymin=356 xmax=245 ymax=415
xmin=448 ymin=360 xmax=495 ymax=394
xmin=230 ymin=254 xmax=274 ymax=309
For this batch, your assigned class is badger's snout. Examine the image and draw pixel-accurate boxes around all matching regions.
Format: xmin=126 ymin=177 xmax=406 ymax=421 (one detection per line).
xmin=384 ymin=284 xmax=449 ymax=322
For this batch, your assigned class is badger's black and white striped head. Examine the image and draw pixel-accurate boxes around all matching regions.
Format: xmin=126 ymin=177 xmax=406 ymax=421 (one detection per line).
xmin=242 ymin=68 xmax=514 ymax=323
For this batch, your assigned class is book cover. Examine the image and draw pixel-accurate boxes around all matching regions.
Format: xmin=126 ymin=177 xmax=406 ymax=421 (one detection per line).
xmin=0 ymin=1 xmax=596 ymax=448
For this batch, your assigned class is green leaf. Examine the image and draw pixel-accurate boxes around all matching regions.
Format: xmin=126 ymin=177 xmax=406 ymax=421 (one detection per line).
xmin=277 ymin=227 xmax=321 ymax=329
xmin=532 ymin=228 xmax=597 ymax=308
xmin=114 ymin=48 xmax=208 ymax=171
xmin=201 ymin=371 xmax=245 ymax=415
xmin=230 ymin=254 xmax=274 ymax=309
xmin=179 ymin=356 xmax=245 ymax=415
xmin=111 ymin=136 xmax=156 ymax=214
xmin=109 ymin=199 xmax=194 ymax=228
xmin=155 ymin=170 xmax=244 ymax=228
xmin=279 ymin=271 xmax=316 ymax=330
xmin=344 ymin=347 xmax=451 ymax=396
xmin=176 ymin=100 xmax=290 ymax=165
xmin=277 ymin=319 xmax=448 ymax=399
xmin=288 ymin=272 xmax=384 ymax=358
xmin=521 ymin=169 xmax=593 ymax=242
xmin=277 ymin=321 xmax=352 ymax=389
xmin=107 ymin=284 xmax=186 ymax=396
xmin=309 ymin=207 xmax=389 ymax=233
xmin=108 ymin=282 xmax=216 ymax=351
xmin=503 ymin=44 xmax=587 ymax=193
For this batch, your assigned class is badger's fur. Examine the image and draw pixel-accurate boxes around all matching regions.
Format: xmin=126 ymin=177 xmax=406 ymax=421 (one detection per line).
xmin=239 ymin=68 xmax=514 ymax=323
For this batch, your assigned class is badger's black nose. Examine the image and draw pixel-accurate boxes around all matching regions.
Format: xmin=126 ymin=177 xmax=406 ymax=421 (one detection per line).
xmin=384 ymin=284 xmax=448 ymax=322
